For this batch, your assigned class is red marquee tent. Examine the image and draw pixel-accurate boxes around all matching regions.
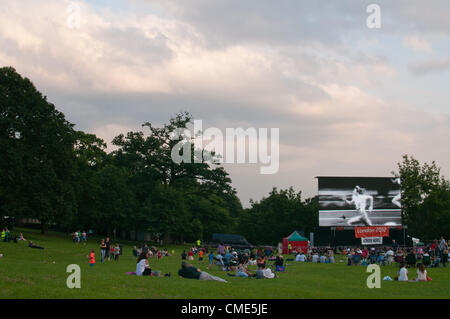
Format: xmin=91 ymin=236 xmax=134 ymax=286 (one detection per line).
xmin=282 ymin=231 xmax=309 ymax=254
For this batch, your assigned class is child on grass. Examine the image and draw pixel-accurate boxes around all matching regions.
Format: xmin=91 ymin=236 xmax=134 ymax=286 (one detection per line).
xmin=114 ymin=243 xmax=120 ymax=261
xmin=208 ymin=251 xmax=214 ymax=269
xmin=87 ymin=249 xmax=95 ymax=267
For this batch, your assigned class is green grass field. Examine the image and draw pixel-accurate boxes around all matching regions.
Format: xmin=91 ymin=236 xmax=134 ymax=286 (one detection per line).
xmin=0 ymin=228 xmax=449 ymax=299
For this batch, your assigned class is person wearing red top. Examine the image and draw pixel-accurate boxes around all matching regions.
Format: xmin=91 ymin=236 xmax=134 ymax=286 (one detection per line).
xmin=188 ymin=250 xmax=194 ymax=261
xmin=88 ymin=249 xmax=95 ymax=267
xmin=157 ymin=250 xmax=162 ymax=259
xmin=362 ymin=248 xmax=368 ymax=259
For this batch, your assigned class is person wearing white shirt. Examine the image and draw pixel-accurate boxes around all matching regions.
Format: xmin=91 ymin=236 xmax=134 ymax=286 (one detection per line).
xmin=415 ymin=263 xmax=427 ymax=281
xmin=386 ymin=249 xmax=394 ymax=264
xmin=312 ymin=253 xmax=319 ymax=263
xmin=398 ymin=263 xmax=408 ymax=281
xmin=296 ymin=253 xmax=306 ymax=262
xmin=262 ymin=267 xmax=275 ymax=278
xmin=136 ymin=251 xmax=152 ymax=276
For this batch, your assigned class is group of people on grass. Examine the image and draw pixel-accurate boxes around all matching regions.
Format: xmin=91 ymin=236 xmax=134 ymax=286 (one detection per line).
xmin=99 ymin=238 xmax=122 ymax=262
xmin=1 ymin=228 xmax=27 ymax=243
xmin=133 ymin=244 xmax=172 ymax=259
xmin=83 ymin=235 xmax=447 ymax=285
xmin=343 ymin=237 xmax=448 ymax=268
xmin=72 ymin=230 xmax=88 ymax=244
xmin=180 ymin=243 xmax=282 ymax=280
xmin=397 ymin=262 xmax=431 ymax=282
xmin=294 ymin=248 xmax=335 ymax=263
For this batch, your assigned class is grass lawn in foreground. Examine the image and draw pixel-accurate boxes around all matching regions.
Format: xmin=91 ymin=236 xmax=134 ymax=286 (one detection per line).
xmin=0 ymin=228 xmax=449 ymax=299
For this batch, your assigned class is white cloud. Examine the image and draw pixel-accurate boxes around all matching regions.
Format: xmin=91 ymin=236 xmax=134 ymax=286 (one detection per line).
xmin=1 ymin=0 xmax=450 ymax=205
xmin=403 ymin=36 xmax=432 ymax=53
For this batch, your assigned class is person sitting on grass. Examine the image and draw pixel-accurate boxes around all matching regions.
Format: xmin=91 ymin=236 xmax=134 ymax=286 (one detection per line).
xmin=187 ymin=250 xmax=194 ymax=261
xmin=328 ymin=249 xmax=335 ymax=263
xmin=396 ymin=262 xmax=408 ymax=281
xmin=415 ymin=263 xmax=428 ymax=281
xmin=347 ymin=250 xmax=353 ymax=266
xmin=319 ymin=254 xmax=327 ymax=263
xmin=406 ymin=249 xmax=416 ymax=268
xmin=377 ymin=252 xmax=385 ymax=265
xmin=352 ymin=251 xmax=361 ymax=265
xmin=312 ymin=251 xmax=319 ymax=263
xmin=296 ymin=252 xmax=306 ymax=262
xmin=28 ymin=241 xmax=44 ymax=249
xmin=228 ymin=260 xmax=254 ymax=278
xmin=178 ymin=262 xmax=228 ymax=283
xmin=215 ymin=253 xmax=225 ymax=270
xmin=132 ymin=246 xmax=139 ymax=257
xmin=136 ymin=251 xmax=152 ymax=276
xmin=18 ymin=233 xmax=26 ymax=241
xmin=256 ymin=263 xmax=276 ymax=279
xmin=181 ymin=250 xmax=187 ymax=260
xmin=422 ymin=250 xmax=431 ymax=267
xmin=441 ymin=248 xmax=448 ymax=267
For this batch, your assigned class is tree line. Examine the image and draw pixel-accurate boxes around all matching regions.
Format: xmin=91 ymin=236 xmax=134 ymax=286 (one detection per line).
xmin=1 ymin=67 xmax=448 ymax=244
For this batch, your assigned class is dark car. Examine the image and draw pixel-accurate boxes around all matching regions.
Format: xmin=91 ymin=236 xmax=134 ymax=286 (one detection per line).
xmin=208 ymin=233 xmax=254 ymax=250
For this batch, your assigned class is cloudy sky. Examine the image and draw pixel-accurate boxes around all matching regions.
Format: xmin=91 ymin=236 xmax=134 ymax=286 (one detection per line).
xmin=1 ymin=0 xmax=449 ymax=206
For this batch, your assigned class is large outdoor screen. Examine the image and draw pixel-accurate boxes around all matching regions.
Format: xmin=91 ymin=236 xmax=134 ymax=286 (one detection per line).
xmin=318 ymin=177 xmax=402 ymax=227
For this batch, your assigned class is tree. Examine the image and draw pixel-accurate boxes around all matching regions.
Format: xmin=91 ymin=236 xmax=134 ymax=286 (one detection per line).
xmin=110 ymin=112 xmax=241 ymax=242
xmin=0 ymin=67 xmax=78 ymax=233
xmin=393 ymin=155 xmax=450 ymax=240
xmin=236 ymin=187 xmax=318 ymax=245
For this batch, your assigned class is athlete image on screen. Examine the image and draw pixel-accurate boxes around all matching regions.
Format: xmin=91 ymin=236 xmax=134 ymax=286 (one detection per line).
xmin=342 ymin=186 xmax=373 ymax=226
xmin=391 ymin=178 xmax=401 ymax=208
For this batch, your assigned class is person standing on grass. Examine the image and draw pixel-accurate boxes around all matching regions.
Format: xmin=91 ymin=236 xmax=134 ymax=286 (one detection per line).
xmin=198 ymin=249 xmax=204 ymax=263
xmin=208 ymin=251 xmax=214 ymax=269
xmin=439 ymin=237 xmax=448 ymax=260
xmin=442 ymin=247 xmax=448 ymax=267
xmin=87 ymin=249 xmax=95 ymax=267
xmin=392 ymin=240 xmax=398 ymax=253
xmin=114 ymin=243 xmax=120 ymax=261
xmin=100 ymin=239 xmax=107 ymax=263
xmin=105 ymin=237 xmax=111 ymax=261
xmin=218 ymin=242 xmax=225 ymax=255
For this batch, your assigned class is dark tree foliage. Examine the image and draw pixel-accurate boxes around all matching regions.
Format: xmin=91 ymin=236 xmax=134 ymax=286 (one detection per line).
xmin=236 ymin=188 xmax=318 ymax=245
xmin=0 ymin=67 xmax=77 ymax=233
xmin=393 ymin=155 xmax=450 ymax=240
